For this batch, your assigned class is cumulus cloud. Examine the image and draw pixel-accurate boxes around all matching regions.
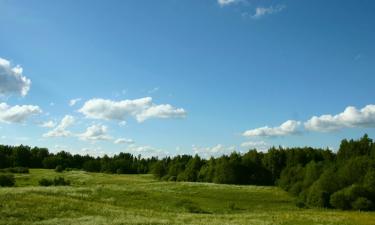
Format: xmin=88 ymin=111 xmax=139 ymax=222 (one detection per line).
xmin=69 ymin=98 xmax=82 ymax=106
xmin=305 ymin=105 xmax=375 ymax=132
xmin=43 ymin=115 xmax=75 ymax=137
xmin=79 ymin=124 xmax=112 ymax=141
xmin=0 ymin=57 xmax=31 ymax=97
xmin=193 ymin=144 xmax=237 ymax=158
xmin=79 ymin=97 xmax=186 ymax=123
xmin=241 ymin=141 xmax=270 ymax=152
xmin=136 ymin=104 xmax=186 ymax=122
xmin=0 ymin=102 xmax=42 ymax=123
xmin=114 ymin=138 xmax=134 ymax=145
xmin=125 ymin=144 xmax=169 ymax=158
xmin=243 ymin=120 xmax=301 ymax=137
xmin=252 ymin=5 xmax=286 ymax=19
xmin=41 ymin=120 xmax=56 ymax=128
xmin=217 ymin=0 xmax=241 ymax=7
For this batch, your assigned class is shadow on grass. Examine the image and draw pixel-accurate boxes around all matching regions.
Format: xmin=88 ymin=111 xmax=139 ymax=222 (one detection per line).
xmin=175 ymin=199 xmax=212 ymax=214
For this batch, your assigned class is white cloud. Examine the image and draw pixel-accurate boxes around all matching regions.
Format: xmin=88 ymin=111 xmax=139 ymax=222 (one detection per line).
xmin=69 ymin=98 xmax=82 ymax=106
xmin=118 ymin=121 xmax=127 ymax=127
xmin=41 ymin=120 xmax=56 ymax=128
xmin=79 ymin=97 xmax=152 ymax=121
xmin=243 ymin=120 xmax=301 ymax=137
xmin=43 ymin=115 xmax=75 ymax=137
xmin=305 ymin=105 xmax=375 ymax=132
xmin=241 ymin=141 xmax=270 ymax=152
xmin=252 ymin=5 xmax=286 ymax=19
xmin=193 ymin=144 xmax=237 ymax=158
xmin=125 ymin=144 xmax=169 ymax=158
xmin=0 ymin=102 xmax=42 ymax=123
xmin=0 ymin=57 xmax=31 ymax=97
xmin=114 ymin=138 xmax=134 ymax=145
xmin=136 ymin=104 xmax=186 ymax=122
xmin=79 ymin=124 xmax=112 ymax=141
xmin=79 ymin=97 xmax=186 ymax=123
xmin=218 ymin=0 xmax=241 ymax=7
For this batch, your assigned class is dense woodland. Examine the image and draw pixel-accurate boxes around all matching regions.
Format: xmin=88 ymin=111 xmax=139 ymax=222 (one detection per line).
xmin=1 ymin=134 xmax=375 ymax=210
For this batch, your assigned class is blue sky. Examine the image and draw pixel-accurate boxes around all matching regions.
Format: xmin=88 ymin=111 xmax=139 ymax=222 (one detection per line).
xmin=0 ymin=0 xmax=374 ymax=157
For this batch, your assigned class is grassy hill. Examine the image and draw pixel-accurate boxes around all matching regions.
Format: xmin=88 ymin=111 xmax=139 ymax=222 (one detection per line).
xmin=0 ymin=169 xmax=374 ymax=225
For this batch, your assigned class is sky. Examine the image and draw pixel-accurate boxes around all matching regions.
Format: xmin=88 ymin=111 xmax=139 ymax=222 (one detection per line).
xmin=0 ymin=0 xmax=374 ymax=158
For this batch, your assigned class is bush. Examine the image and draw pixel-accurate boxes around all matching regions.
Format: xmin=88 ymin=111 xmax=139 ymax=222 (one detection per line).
xmin=39 ymin=177 xmax=70 ymax=186
xmin=0 ymin=167 xmax=29 ymax=173
xmin=39 ymin=178 xmax=54 ymax=186
xmin=55 ymin=165 xmax=64 ymax=173
xmin=352 ymin=197 xmax=373 ymax=211
xmin=330 ymin=185 xmax=369 ymax=210
xmin=53 ymin=177 xmax=70 ymax=186
xmin=0 ymin=174 xmax=15 ymax=187
xmin=306 ymin=182 xmax=330 ymax=208
xmin=330 ymin=189 xmax=351 ymax=210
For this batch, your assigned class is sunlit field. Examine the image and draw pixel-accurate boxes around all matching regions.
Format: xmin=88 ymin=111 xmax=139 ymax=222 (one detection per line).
xmin=0 ymin=169 xmax=374 ymax=225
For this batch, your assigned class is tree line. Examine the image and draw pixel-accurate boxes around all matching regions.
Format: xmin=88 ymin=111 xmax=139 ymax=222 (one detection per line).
xmin=1 ymin=134 xmax=375 ymax=210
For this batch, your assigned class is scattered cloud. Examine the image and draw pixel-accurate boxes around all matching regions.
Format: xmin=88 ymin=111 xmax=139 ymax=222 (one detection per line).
xmin=79 ymin=97 xmax=186 ymax=123
xmin=241 ymin=141 xmax=270 ymax=152
xmin=79 ymin=97 xmax=152 ymax=121
xmin=305 ymin=105 xmax=375 ymax=132
xmin=69 ymin=98 xmax=82 ymax=106
xmin=136 ymin=104 xmax=186 ymax=122
xmin=148 ymin=87 xmax=160 ymax=94
xmin=0 ymin=57 xmax=31 ymax=97
xmin=217 ymin=0 xmax=242 ymax=7
xmin=40 ymin=120 xmax=56 ymax=128
xmin=118 ymin=121 xmax=127 ymax=127
xmin=114 ymin=138 xmax=134 ymax=145
xmin=125 ymin=144 xmax=169 ymax=158
xmin=0 ymin=102 xmax=42 ymax=123
xmin=43 ymin=115 xmax=75 ymax=137
xmin=79 ymin=124 xmax=112 ymax=141
xmin=252 ymin=5 xmax=286 ymax=19
xmin=243 ymin=120 xmax=301 ymax=137
xmin=193 ymin=144 xmax=237 ymax=158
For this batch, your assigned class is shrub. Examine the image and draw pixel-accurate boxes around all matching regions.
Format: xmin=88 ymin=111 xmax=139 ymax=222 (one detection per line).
xmin=0 ymin=167 xmax=29 ymax=174
xmin=306 ymin=182 xmax=330 ymax=208
xmin=352 ymin=197 xmax=374 ymax=211
xmin=168 ymin=176 xmax=177 ymax=181
xmin=0 ymin=174 xmax=15 ymax=187
xmin=330 ymin=189 xmax=351 ymax=210
xmin=39 ymin=177 xmax=70 ymax=186
xmin=39 ymin=178 xmax=54 ymax=186
xmin=55 ymin=165 xmax=64 ymax=173
xmin=53 ymin=177 xmax=70 ymax=186
xmin=330 ymin=185 xmax=368 ymax=210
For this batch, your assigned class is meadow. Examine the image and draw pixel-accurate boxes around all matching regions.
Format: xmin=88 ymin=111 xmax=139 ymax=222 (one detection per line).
xmin=0 ymin=169 xmax=375 ymax=225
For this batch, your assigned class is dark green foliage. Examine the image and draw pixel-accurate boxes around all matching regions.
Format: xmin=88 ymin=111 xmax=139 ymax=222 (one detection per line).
xmin=53 ymin=177 xmax=70 ymax=186
xmin=39 ymin=177 xmax=70 ymax=186
xmin=0 ymin=167 xmax=29 ymax=173
xmin=0 ymin=174 xmax=15 ymax=187
xmin=39 ymin=178 xmax=54 ymax=186
xmin=176 ymin=199 xmax=210 ymax=214
xmin=351 ymin=197 xmax=374 ymax=211
xmin=55 ymin=165 xmax=64 ymax=173
xmin=330 ymin=185 xmax=369 ymax=210
xmin=278 ymin=135 xmax=375 ymax=211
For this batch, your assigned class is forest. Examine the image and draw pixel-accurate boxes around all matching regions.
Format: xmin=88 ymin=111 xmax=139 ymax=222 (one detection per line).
xmin=1 ymin=134 xmax=375 ymax=211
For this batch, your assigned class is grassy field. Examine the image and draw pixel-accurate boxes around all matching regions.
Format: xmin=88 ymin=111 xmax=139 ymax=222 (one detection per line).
xmin=0 ymin=169 xmax=374 ymax=225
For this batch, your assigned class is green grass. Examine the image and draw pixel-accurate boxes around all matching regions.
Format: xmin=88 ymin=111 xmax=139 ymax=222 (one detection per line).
xmin=0 ymin=169 xmax=374 ymax=225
